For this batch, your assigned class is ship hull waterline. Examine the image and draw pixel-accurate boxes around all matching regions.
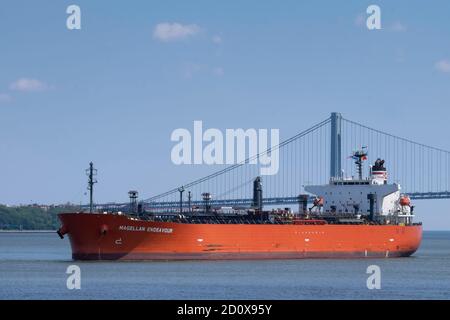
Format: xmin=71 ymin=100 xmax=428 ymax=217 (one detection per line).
xmin=58 ymin=213 xmax=422 ymax=261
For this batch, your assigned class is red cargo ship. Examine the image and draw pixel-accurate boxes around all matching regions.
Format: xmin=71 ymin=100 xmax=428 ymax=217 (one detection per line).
xmin=57 ymin=152 xmax=422 ymax=260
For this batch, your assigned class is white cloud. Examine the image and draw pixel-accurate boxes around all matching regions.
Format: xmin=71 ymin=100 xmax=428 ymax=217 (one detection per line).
xmin=153 ymin=22 xmax=200 ymax=42
xmin=212 ymin=35 xmax=222 ymax=44
xmin=435 ymin=59 xmax=450 ymax=73
xmin=0 ymin=93 xmax=12 ymax=103
xmin=212 ymin=67 xmax=224 ymax=77
xmin=391 ymin=21 xmax=407 ymax=32
xmin=9 ymin=78 xmax=49 ymax=92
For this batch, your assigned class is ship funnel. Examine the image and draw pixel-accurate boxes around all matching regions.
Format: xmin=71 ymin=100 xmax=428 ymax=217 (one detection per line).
xmin=371 ymin=158 xmax=387 ymax=185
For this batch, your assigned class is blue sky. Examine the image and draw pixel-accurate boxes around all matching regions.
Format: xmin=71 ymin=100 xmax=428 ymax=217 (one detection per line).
xmin=1 ymin=1 xmax=450 ymax=229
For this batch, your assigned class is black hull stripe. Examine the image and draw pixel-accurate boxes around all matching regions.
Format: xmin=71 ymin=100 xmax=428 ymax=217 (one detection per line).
xmin=73 ymin=250 xmax=417 ymax=261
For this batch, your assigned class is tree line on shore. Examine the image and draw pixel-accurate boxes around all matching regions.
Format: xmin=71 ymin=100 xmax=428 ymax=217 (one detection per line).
xmin=0 ymin=205 xmax=77 ymax=230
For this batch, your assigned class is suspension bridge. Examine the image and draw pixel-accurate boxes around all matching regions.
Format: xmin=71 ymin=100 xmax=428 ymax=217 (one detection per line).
xmin=92 ymin=112 xmax=450 ymax=212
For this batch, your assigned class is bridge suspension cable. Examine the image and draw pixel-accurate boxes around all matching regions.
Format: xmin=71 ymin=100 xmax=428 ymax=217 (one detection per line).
xmin=144 ymin=117 xmax=331 ymax=204
xmin=92 ymin=113 xmax=450 ymax=212
xmin=341 ymin=117 xmax=450 ymax=194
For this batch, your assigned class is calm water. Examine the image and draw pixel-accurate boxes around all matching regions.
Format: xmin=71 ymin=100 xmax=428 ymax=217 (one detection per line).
xmin=0 ymin=231 xmax=449 ymax=300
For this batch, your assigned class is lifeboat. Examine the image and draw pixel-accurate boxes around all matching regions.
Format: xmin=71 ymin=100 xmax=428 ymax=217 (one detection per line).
xmin=400 ymin=195 xmax=411 ymax=207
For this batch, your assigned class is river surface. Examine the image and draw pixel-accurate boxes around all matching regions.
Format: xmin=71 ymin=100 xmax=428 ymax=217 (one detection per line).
xmin=0 ymin=231 xmax=449 ymax=299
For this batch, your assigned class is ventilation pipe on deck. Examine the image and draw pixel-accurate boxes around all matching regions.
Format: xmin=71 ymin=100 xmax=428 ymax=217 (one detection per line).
xmin=367 ymin=193 xmax=376 ymax=221
xmin=252 ymin=177 xmax=263 ymax=211
xmin=298 ymin=194 xmax=309 ymax=215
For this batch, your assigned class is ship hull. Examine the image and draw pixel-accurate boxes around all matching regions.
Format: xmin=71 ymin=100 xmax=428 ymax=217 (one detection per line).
xmin=58 ymin=213 xmax=422 ymax=261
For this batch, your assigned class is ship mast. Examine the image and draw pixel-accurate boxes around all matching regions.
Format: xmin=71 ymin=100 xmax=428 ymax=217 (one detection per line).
xmin=351 ymin=148 xmax=368 ymax=180
xmin=86 ymin=162 xmax=97 ymax=213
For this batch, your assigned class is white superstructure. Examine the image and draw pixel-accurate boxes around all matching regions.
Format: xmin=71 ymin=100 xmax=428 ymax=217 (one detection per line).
xmin=305 ymin=154 xmax=414 ymax=222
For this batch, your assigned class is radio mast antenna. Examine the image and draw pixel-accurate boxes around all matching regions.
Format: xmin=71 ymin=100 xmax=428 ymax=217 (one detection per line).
xmin=86 ymin=162 xmax=98 ymax=213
